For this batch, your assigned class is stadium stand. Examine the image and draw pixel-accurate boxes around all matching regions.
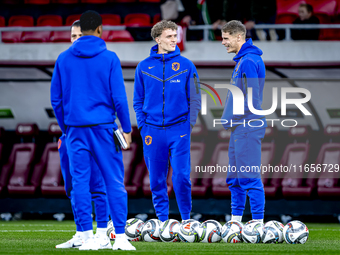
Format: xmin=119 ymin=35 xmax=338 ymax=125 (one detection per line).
xmin=22 ymin=15 xmax=63 ymax=42
xmin=3 ymin=124 xmax=39 ymax=196
xmin=261 ymin=126 xmax=278 ymax=198
xmin=124 ymin=13 xmax=151 ymax=27
xmin=24 ymin=0 xmax=50 ymax=4
xmin=276 ymin=0 xmax=305 ymax=24
xmin=280 ymin=126 xmax=313 ymax=198
xmin=39 ymin=123 xmax=65 ymax=196
xmin=316 ymin=124 xmax=340 ymax=198
xmin=2 ymin=15 xmax=34 ymax=43
xmin=210 ymin=129 xmax=231 ymax=198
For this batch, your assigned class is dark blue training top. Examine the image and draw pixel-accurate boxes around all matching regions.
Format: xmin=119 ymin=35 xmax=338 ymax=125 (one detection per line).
xmin=50 ymin=35 xmax=131 ymax=134
xmin=221 ymin=38 xmax=267 ymax=132
xmin=133 ymin=45 xmax=201 ymax=129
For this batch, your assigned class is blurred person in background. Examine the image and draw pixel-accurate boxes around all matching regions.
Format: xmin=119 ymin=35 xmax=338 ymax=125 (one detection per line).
xmin=212 ymin=0 xmax=277 ymax=41
xmin=292 ymin=3 xmax=320 ymax=40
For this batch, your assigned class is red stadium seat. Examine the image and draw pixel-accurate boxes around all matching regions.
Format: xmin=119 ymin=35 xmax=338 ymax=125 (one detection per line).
xmin=51 ymin=0 xmax=78 ymax=3
xmin=125 ymin=159 xmax=147 ymax=196
xmin=40 ymin=143 xmax=65 ymax=196
xmin=307 ymin=0 xmax=337 ymax=23
xmin=139 ymin=0 xmax=160 ymax=2
xmin=50 ymin=14 xmax=81 ymax=43
xmin=122 ymin=143 xmax=139 ymax=194
xmin=153 ymin=13 xmax=161 ymax=25
xmin=0 ymin=16 xmax=5 ymax=27
xmin=261 ymin=126 xmax=278 ymax=197
xmin=2 ymin=15 xmax=34 ymax=43
xmin=65 ymin=14 xmax=81 ymax=26
xmin=124 ymin=14 xmax=151 ymax=27
xmin=279 ymin=126 xmax=313 ymax=198
xmin=316 ymin=125 xmax=340 ymax=198
xmin=24 ymin=0 xmax=50 ymax=4
xmin=106 ymin=30 xmax=134 ymax=42
xmin=111 ymin=0 xmax=136 ymax=2
xmin=101 ymin=14 xmax=121 ymax=41
xmin=81 ymin=0 xmax=107 ymax=3
xmin=211 ymin=129 xmax=232 ymax=197
xmin=37 ymin=15 xmax=63 ymax=26
xmin=3 ymin=124 xmax=39 ymax=195
xmin=276 ymin=0 xmax=305 ymax=24
xmin=307 ymin=0 xmax=338 ymax=40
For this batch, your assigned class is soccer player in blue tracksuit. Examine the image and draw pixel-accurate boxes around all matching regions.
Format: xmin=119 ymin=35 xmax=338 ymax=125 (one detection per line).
xmin=50 ymin=11 xmax=135 ymax=251
xmin=55 ymin=20 xmax=110 ymax=250
xmin=221 ymin=20 xmax=267 ymax=223
xmin=133 ymin=20 xmax=201 ymax=223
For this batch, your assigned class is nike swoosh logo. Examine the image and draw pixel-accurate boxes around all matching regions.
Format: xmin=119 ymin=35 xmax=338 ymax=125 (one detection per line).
xmin=148 ymin=66 xmax=155 ymax=69
xmin=180 ymin=134 xmax=187 ymax=137
xmin=72 ymin=244 xmax=82 ymax=248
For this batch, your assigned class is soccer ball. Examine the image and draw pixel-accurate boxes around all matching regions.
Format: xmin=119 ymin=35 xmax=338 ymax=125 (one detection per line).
xmin=262 ymin=220 xmax=284 ymax=243
xmin=107 ymin=220 xmax=116 ymax=240
xmin=198 ymin=220 xmax=222 ymax=243
xmin=283 ymin=220 xmax=309 ymax=244
xmin=221 ymin=220 xmax=243 ymax=243
xmin=141 ymin=219 xmax=161 ymax=242
xmin=125 ymin=218 xmax=144 ymax=241
xmin=242 ymin=220 xmax=264 ymax=243
xmin=159 ymin=219 xmax=181 ymax=242
xmin=178 ymin=219 xmax=201 ymax=243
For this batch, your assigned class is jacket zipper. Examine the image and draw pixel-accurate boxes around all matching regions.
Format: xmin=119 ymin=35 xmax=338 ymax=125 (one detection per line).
xmin=162 ymin=54 xmax=165 ymax=127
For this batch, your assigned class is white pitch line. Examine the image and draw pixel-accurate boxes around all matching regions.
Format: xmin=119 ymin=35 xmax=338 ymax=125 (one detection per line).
xmin=0 ymin=230 xmax=75 ymax=232
xmin=309 ymin=229 xmax=340 ymax=231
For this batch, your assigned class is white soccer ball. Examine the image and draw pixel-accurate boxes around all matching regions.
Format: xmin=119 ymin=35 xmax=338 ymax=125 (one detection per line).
xmin=283 ymin=220 xmax=309 ymax=244
xmin=159 ymin=219 xmax=181 ymax=242
xmin=125 ymin=218 xmax=144 ymax=241
xmin=178 ymin=219 xmax=201 ymax=243
xmin=141 ymin=219 xmax=161 ymax=242
xmin=242 ymin=220 xmax=264 ymax=243
xmin=262 ymin=220 xmax=284 ymax=243
xmin=221 ymin=220 xmax=243 ymax=243
xmin=198 ymin=220 xmax=222 ymax=243
xmin=107 ymin=220 xmax=116 ymax=240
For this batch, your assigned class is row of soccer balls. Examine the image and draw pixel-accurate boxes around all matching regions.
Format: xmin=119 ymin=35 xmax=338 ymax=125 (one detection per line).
xmin=107 ymin=218 xmax=309 ymax=244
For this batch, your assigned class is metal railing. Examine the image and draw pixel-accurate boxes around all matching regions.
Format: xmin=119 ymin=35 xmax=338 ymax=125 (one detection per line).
xmin=0 ymin=25 xmax=126 ymax=43
xmin=189 ymin=24 xmax=340 ymax=41
xmin=0 ymin=24 xmax=340 ymax=42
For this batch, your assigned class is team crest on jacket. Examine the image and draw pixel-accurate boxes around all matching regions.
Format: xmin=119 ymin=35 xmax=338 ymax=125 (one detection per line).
xmin=145 ymin=135 xmax=152 ymax=145
xmin=172 ymin=62 xmax=180 ymax=71
xmin=58 ymin=139 xmax=62 ymax=149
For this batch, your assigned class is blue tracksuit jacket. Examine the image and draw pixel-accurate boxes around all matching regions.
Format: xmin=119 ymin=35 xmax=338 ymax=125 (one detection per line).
xmin=50 ymin=35 xmax=131 ymax=133
xmin=221 ymin=38 xmax=267 ymax=132
xmin=133 ymin=45 xmax=201 ymax=129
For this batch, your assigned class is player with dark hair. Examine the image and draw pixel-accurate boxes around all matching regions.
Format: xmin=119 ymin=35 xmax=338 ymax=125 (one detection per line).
xmin=220 ymin=20 xmax=267 ymax=223
xmin=51 ymin=10 xmax=135 ymax=251
xmin=133 ymin=20 xmax=201 ymax=224
xmin=55 ymin=19 xmax=110 ymax=250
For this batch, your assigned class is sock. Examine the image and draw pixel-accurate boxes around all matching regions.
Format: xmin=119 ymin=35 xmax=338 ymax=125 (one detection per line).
xmin=231 ymin=215 xmax=242 ymax=222
xmin=76 ymin=231 xmax=83 ymax=238
xmin=252 ymin=219 xmax=264 ymax=223
xmin=96 ymin=228 xmax=107 ymax=236
xmin=81 ymin=230 xmax=94 ymax=241
xmin=115 ymin=233 xmax=126 ymax=240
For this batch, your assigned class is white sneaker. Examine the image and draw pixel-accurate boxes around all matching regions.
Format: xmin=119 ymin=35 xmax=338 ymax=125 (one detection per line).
xmin=55 ymin=234 xmax=83 ymax=248
xmin=95 ymin=234 xmax=112 ymax=249
xmin=112 ymin=238 xmax=136 ymax=251
xmin=78 ymin=237 xmax=100 ymax=251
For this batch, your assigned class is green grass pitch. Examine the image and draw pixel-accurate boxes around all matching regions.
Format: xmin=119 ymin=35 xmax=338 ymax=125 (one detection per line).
xmin=0 ymin=220 xmax=339 ymax=254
